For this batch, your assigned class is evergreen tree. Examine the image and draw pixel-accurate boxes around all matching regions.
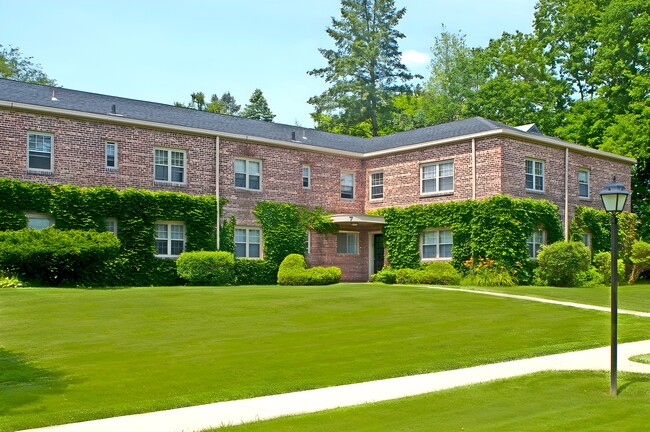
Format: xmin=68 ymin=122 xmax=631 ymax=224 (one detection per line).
xmin=241 ymin=89 xmax=275 ymax=122
xmin=308 ymin=0 xmax=414 ymax=137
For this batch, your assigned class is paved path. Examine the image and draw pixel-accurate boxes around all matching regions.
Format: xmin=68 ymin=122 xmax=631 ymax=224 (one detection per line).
xmin=19 ymin=289 xmax=650 ymax=432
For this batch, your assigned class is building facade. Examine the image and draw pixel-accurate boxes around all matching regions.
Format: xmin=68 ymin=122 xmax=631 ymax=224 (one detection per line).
xmin=0 ymin=79 xmax=635 ymax=281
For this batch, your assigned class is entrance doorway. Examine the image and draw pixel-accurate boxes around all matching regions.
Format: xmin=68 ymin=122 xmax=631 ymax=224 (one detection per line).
xmin=372 ymin=233 xmax=385 ymax=275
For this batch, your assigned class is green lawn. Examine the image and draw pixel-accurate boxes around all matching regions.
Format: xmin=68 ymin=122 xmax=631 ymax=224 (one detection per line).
xmin=2 ymin=283 xmax=650 ymax=431
xmin=456 ymin=282 xmax=650 ymax=312
xmin=215 ymin=371 xmax=650 ymax=432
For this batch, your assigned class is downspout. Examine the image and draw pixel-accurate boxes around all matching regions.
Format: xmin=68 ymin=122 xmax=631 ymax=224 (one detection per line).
xmin=472 ymin=138 xmax=476 ymax=200
xmin=216 ymin=136 xmax=220 ymax=250
xmin=564 ymin=148 xmax=569 ymax=241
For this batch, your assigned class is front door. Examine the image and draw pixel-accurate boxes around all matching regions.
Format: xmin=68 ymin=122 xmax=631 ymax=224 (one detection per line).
xmin=372 ymin=233 xmax=385 ymax=275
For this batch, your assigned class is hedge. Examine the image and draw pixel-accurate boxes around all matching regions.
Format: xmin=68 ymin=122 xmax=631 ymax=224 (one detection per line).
xmin=277 ymin=254 xmax=341 ymax=285
xmin=176 ymin=251 xmax=235 ymax=286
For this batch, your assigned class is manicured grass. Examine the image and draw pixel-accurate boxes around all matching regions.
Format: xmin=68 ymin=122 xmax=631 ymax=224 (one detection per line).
xmin=215 ymin=371 xmax=650 ymax=431
xmin=457 ymin=282 xmax=650 ymax=312
xmin=631 ymin=354 xmax=650 ymax=365
xmin=2 ymin=284 xmax=650 ymax=431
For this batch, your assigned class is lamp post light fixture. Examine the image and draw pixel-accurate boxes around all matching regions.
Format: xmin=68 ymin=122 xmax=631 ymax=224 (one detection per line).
xmin=599 ymin=179 xmax=630 ymax=396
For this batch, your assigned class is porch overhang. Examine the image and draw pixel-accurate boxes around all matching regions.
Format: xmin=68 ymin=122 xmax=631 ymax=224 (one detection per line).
xmin=330 ymin=214 xmax=385 ymax=230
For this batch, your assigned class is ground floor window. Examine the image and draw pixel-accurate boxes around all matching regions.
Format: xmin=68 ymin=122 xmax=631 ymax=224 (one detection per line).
xmin=527 ymin=229 xmax=545 ymax=259
xmin=235 ymin=227 xmax=262 ymax=259
xmin=155 ymin=221 xmax=185 ymax=257
xmin=421 ymin=229 xmax=453 ymax=260
xmin=337 ymin=232 xmax=359 ymax=254
xmin=26 ymin=212 xmax=53 ymax=230
xmin=106 ymin=218 xmax=118 ymax=235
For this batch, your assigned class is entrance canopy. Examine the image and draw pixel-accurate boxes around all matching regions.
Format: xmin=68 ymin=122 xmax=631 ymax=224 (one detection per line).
xmin=330 ymin=214 xmax=385 ymax=231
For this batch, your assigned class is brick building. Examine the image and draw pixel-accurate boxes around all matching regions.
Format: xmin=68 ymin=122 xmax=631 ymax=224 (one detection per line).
xmin=0 ymin=78 xmax=635 ymax=281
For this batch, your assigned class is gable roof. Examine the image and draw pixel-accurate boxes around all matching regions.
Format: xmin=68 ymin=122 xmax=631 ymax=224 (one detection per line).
xmin=0 ymin=78 xmax=635 ymax=164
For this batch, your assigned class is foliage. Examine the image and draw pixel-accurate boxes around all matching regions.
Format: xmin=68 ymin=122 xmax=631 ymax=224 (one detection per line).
xmin=174 ymin=91 xmax=241 ymax=115
xmin=308 ymin=0 xmax=414 ymax=137
xmin=372 ymin=266 xmax=397 ymax=284
xmin=240 ymin=89 xmax=275 ymax=122
xmin=535 ymin=241 xmax=591 ymax=287
xmin=176 ymin=251 xmax=235 ymax=286
xmin=0 ymin=276 xmax=23 ymax=288
xmin=0 ymin=44 xmax=56 ymax=85
xmin=592 ymin=251 xmax=626 ymax=285
xmin=234 ymin=259 xmax=279 ymax=285
xmin=629 ymin=240 xmax=650 ymax=284
xmin=0 ymin=229 xmax=120 ymax=286
xmin=394 ymin=261 xmax=461 ymax=285
xmin=277 ymin=254 xmax=341 ymax=286
xmin=461 ymin=257 xmax=517 ymax=287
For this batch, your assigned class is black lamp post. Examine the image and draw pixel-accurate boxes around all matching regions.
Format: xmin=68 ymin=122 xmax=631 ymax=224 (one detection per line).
xmin=599 ymin=179 xmax=630 ymax=396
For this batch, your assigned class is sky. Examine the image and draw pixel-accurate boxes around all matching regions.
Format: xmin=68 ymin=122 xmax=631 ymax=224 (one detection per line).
xmin=1 ymin=0 xmax=537 ymax=127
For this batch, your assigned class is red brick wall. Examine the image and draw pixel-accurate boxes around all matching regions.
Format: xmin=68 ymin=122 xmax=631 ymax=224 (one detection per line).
xmin=307 ymin=229 xmax=375 ymax=282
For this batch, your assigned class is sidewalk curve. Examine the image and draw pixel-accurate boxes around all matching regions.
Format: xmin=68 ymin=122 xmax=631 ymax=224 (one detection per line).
xmin=18 ymin=340 xmax=650 ymax=432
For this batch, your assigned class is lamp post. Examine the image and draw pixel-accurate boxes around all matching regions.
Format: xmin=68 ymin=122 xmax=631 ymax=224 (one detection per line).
xmin=599 ymin=179 xmax=630 ymax=396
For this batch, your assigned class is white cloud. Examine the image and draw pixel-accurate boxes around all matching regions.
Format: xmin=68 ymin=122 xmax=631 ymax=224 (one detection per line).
xmin=401 ymin=50 xmax=430 ymax=66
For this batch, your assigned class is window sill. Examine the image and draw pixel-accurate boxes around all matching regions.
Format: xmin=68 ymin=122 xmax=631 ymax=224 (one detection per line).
xmin=154 ymin=180 xmax=186 ymax=187
xmin=526 ymin=189 xmax=545 ymax=195
xmin=579 ymin=196 xmax=591 ymax=201
xmin=421 ymin=257 xmax=452 ymax=262
xmin=235 ymin=187 xmax=262 ymax=192
xmin=154 ymin=254 xmax=180 ymax=259
xmin=27 ymin=169 xmax=53 ymax=175
xmin=105 ymin=167 xmax=118 ymax=173
xmin=340 ymin=197 xmax=355 ymax=201
xmin=235 ymin=256 xmax=263 ymax=260
xmin=420 ymin=191 xmax=453 ymax=198
xmin=369 ymin=197 xmax=384 ymax=202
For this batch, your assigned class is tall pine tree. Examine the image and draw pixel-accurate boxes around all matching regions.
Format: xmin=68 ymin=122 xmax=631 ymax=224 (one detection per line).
xmin=241 ymin=89 xmax=275 ymax=122
xmin=308 ymin=0 xmax=414 ymax=137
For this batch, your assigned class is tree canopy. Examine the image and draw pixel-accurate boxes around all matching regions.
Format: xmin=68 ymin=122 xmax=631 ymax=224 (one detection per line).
xmin=241 ymin=89 xmax=275 ymax=122
xmin=0 ymin=44 xmax=56 ymax=85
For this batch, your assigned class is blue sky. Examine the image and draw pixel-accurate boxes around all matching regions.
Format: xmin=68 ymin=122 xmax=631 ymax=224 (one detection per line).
xmin=1 ymin=0 xmax=537 ymax=126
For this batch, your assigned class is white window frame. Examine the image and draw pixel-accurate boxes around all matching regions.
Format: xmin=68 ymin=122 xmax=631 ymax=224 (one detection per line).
xmin=340 ymin=171 xmax=355 ymax=200
xmin=527 ymin=229 xmax=546 ymax=259
xmin=420 ymin=229 xmax=453 ymax=261
xmin=337 ymin=231 xmax=359 ymax=255
xmin=305 ymin=230 xmax=311 ymax=255
xmin=582 ymin=232 xmax=592 ymax=249
xmin=26 ymin=212 xmax=53 ymax=230
xmin=579 ymin=168 xmax=590 ymax=198
xmin=154 ymin=148 xmax=186 ymax=184
xmin=420 ymin=160 xmax=454 ymax=195
xmin=234 ymin=158 xmax=262 ymax=191
xmin=370 ymin=171 xmax=384 ymax=200
xmin=302 ymin=165 xmax=311 ymax=189
xmin=106 ymin=217 xmax=118 ymax=235
xmin=234 ymin=227 xmax=262 ymax=259
xmin=525 ymin=159 xmax=545 ymax=192
xmin=154 ymin=221 xmax=185 ymax=258
xmin=106 ymin=141 xmax=118 ymax=170
xmin=27 ymin=132 xmax=53 ymax=173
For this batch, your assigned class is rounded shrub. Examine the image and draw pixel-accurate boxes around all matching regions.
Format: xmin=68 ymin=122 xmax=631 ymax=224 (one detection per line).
xmin=234 ymin=259 xmax=279 ymax=285
xmin=393 ymin=262 xmax=461 ymax=285
xmin=629 ymin=240 xmax=650 ymax=284
xmin=176 ymin=251 xmax=235 ymax=286
xmin=535 ymin=241 xmax=591 ymax=287
xmin=277 ymin=254 xmax=341 ymax=286
xmin=372 ymin=266 xmax=397 ymax=284
xmin=593 ymin=251 xmax=626 ymax=285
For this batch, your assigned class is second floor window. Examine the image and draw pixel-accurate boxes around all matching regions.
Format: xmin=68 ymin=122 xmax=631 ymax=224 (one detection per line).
xmin=579 ymin=169 xmax=590 ymax=198
xmin=370 ymin=171 xmax=384 ymax=200
xmin=155 ymin=148 xmax=185 ymax=183
xmin=235 ymin=158 xmax=261 ymax=190
xmin=341 ymin=172 xmax=355 ymax=199
xmin=421 ymin=161 xmax=453 ymax=194
xmin=525 ymin=159 xmax=544 ymax=192
xmin=27 ymin=132 xmax=53 ymax=172
xmin=302 ymin=165 xmax=311 ymax=189
xmin=106 ymin=142 xmax=117 ymax=169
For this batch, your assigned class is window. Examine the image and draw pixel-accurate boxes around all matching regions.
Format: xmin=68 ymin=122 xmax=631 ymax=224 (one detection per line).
xmin=154 ymin=148 xmax=185 ymax=183
xmin=27 ymin=132 xmax=53 ymax=172
xmin=302 ymin=166 xmax=311 ymax=189
xmin=421 ymin=161 xmax=453 ymax=194
xmin=340 ymin=172 xmax=355 ymax=199
xmin=527 ymin=229 xmax=545 ymax=259
xmin=305 ymin=230 xmax=311 ymax=254
xmin=579 ymin=169 xmax=590 ymax=198
xmin=234 ymin=227 xmax=262 ymax=259
xmin=106 ymin=142 xmax=117 ymax=169
xmin=370 ymin=171 xmax=384 ymax=200
xmin=421 ymin=229 xmax=453 ymax=260
xmin=26 ymin=213 xmax=53 ymax=230
xmin=525 ymin=159 xmax=544 ymax=192
xmin=235 ymin=158 xmax=261 ymax=191
xmin=155 ymin=222 xmax=185 ymax=257
xmin=337 ymin=232 xmax=359 ymax=254
xmin=106 ymin=218 xmax=118 ymax=235
xmin=582 ymin=232 xmax=592 ymax=249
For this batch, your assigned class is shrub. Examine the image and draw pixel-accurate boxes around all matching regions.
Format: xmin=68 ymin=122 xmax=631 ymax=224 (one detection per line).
xmin=0 ymin=276 xmax=23 ymax=288
xmin=535 ymin=241 xmax=591 ymax=287
xmin=372 ymin=266 xmax=397 ymax=284
xmin=629 ymin=240 xmax=650 ymax=284
xmin=0 ymin=229 xmax=120 ymax=286
xmin=593 ymin=251 xmax=626 ymax=285
xmin=176 ymin=251 xmax=235 ymax=286
xmin=393 ymin=262 xmax=461 ymax=285
xmin=234 ymin=259 xmax=279 ymax=285
xmin=277 ymin=254 xmax=341 ymax=285
xmin=461 ymin=257 xmax=517 ymax=287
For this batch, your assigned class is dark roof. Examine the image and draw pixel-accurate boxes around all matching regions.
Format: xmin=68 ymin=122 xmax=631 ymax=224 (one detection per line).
xmin=0 ymin=78 xmax=530 ymax=154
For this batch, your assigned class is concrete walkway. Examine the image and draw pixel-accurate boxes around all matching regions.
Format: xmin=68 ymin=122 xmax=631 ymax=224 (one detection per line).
xmin=19 ymin=290 xmax=650 ymax=432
